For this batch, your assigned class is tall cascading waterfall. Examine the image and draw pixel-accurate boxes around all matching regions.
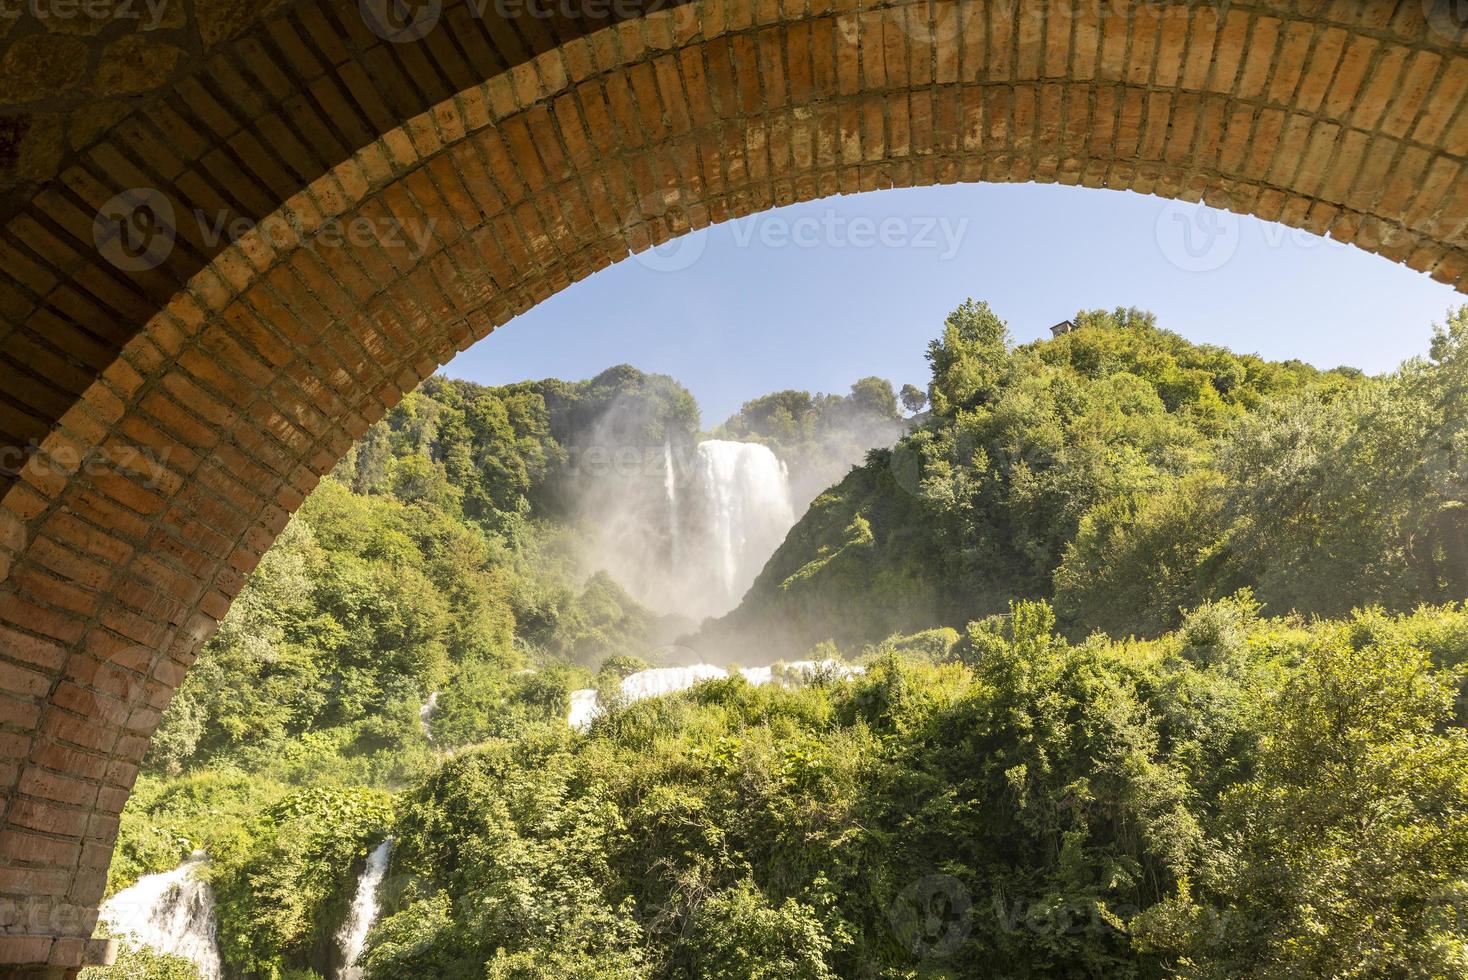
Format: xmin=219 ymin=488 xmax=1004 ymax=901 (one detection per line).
xmin=577 ymin=437 xmax=797 ymax=623
xmin=336 ymin=839 xmax=393 ymax=980
xmin=664 ymin=441 xmax=679 ymax=570
xmin=97 ymin=851 xmax=223 ymax=979
xmin=686 ymin=440 xmax=796 ymax=617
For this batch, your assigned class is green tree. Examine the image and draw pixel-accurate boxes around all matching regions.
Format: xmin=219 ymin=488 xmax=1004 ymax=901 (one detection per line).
xmin=1137 ymin=614 xmax=1468 ymax=978
xmin=925 ymin=298 xmax=1012 ymax=414
xmin=899 ymin=383 xmax=927 ymax=415
xmin=685 ymin=882 xmax=835 ymax=980
xmin=846 ymin=376 xmax=899 ymax=420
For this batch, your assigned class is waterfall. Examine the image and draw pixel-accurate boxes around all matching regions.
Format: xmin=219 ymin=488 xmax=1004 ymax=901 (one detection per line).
xmin=568 ymin=688 xmax=600 ymax=731
xmin=568 ymin=661 xmax=860 ymax=731
xmin=690 ymin=440 xmax=795 ymax=613
xmin=419 ymin=691 xmax=439 ymax=739
xmin=621 ymin=664 xmax=729 ymax=702
xmin=573 ymin=438 xmax=795 ymax=622
xmin=336 ymin=839 xmax=393 ymax=980
xmin=97 ymin=851 xmax=222 ymax=980
xmin=664 ymin=441 xmax=679 ymax=569
xmin=566 ymin=666 xmax=723 ymax=732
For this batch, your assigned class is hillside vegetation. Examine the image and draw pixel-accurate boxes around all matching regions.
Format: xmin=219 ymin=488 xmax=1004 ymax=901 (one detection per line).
xmin=365 ymin=598 xmax=1468 ymax=979
xmin=89 ymin=303 xmax=1468 ymax=980
xmin=700 ymin=303 xmax=1468 ymax=655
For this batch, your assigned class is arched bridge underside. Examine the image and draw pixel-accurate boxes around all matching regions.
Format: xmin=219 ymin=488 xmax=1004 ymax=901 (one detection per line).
xmin=0 ymin=0 xmax=1465 ymax=971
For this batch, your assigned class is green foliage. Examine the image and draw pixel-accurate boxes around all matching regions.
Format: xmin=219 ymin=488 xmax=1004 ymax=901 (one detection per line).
xmin=149 ymin=363 xmax=708 ymax=775
xmin=367 ymin=602 xmax=1468 ymax=979
xmin=537 ymin=364 xmax=700 ymax=455
xmin=699 ymin=453 xmax=942 ymax=654
xmin=212 ymin=787 xmax=393 ymax=978
xmin=867 ymin=626 xmax=962 ymax=664
xmin=81 ymin=933 xmax=201 ymax=980
xmin=720 ymin=378 xmax=901 ymax=450
xmin=1135 ymin=612 xmax=1468 ymax=978
xmin=126 ymin=365 xmax=699 ymax=976
xmin=540 ymin=571 xmax=659 ymax=667
xmin=431 ymin=659 xmax=578 ymax=748
xmin=1054 ymin=472 xmax=1232 ymax=637
xmin=899 ymin=383 xmax=928 ymax=416
xmin=109 ymin=770 xmax=278 ymax=894
xmin=925 ymin=298 xmax=1012 ymax=414
xmin=711 ymin=303 xmax=1468 ymax=656
xmin=687 ymin=881 xmax=836 ymax=980
xmin=116 ymin=309 xmax=1468 ymax=979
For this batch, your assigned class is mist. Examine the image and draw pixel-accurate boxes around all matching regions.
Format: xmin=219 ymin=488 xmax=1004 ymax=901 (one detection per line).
xmin=561 ymin=379 xmax=913 ymax=632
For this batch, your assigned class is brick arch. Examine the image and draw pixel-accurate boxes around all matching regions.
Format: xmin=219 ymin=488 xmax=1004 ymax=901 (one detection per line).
xmin=0 ymin=0 xmax=1466 ymax=971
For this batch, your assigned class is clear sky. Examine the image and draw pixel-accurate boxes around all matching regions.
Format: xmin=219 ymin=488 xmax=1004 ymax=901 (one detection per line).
xmin=444 ymin=182 xmax=1465 ymax=428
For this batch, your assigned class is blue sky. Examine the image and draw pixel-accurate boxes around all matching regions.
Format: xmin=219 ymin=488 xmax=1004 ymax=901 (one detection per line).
xmin=445 ymin=183 xmax=1465 ymax=428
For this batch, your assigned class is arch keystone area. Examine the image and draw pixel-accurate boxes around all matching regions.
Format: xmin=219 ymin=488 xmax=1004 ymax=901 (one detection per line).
xmin=0 ymin=0 xmax=1466 ymax=972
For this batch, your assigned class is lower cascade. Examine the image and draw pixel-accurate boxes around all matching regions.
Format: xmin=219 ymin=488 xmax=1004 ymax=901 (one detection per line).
xmin=336 ymin=838 xmax=394 ymax=980
xmin=419 ymin=691 xmax=439 ymax=740
xmin=569 ymin=661 xmax=861 ymax=731
xmin=97 ymin=851 xmax=223 ymax=980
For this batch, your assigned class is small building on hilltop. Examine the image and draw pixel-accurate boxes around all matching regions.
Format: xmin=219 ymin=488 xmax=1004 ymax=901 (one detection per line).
xmin=1050 ymin=319 xmax=1077 ymax=338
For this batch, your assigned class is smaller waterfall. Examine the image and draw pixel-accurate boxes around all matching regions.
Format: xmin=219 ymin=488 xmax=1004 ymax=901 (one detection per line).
xmin=97 ymin=851 xmax=222 ymax=980
xmin=568 ymin=661 xmax=861 ymax=731
xmin=664 ymin=441 xmax=679 ymax=568
xmin=568 ymin=689 xmax=600 ymax=731
xmin=419 ymin=691 xmax=439 ymax=739
xmin=620 ymin=664 xmax=729 ymax=702
xmin=336 ymin=839 xmax=393 ymax=980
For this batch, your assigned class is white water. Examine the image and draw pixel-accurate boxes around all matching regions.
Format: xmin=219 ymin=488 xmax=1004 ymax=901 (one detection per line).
xmin=97 ymin=851 xmax=222 ymax=980
xmin=574 ymin=438 xmax=797 ymax=622
xmin=336 ymin=839 xmax=393 ymax=980
xmin=688 ymin=440 xmax=795 ymax=615
xmin=568 ymin=660 xmax=861 ymax=730
xmin=568 ymin=688 xmax=600 ymax=731
xmin=664 ymin=441 xmax=679 ymax=570
xmin=736 ymin=660 xmax=862 ymax=687
xmin=419 ymin=691 xmax=439 ymax=739
xmin=621 ymin=664 xmax=729 ymax=701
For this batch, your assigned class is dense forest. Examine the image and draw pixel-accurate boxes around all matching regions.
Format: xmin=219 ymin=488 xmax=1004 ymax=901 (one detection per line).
xmin=89 ymin=304 xmax=1468 ymax=980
